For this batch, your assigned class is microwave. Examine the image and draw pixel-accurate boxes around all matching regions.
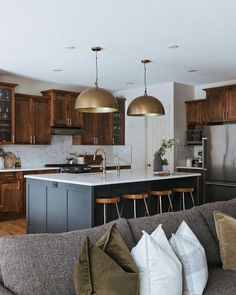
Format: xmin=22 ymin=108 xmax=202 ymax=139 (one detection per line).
xmin=186 ymin=129 xmax=203 ymax=145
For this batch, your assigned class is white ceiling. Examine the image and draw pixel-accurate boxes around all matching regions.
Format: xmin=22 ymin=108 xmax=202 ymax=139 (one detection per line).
xmin=0 ymin=0 xmax=236 ymax=91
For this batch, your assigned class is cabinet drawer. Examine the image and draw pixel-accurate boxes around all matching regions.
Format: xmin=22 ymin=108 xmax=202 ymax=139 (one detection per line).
xmin=0 ymin=172 xmax=21 ymax=181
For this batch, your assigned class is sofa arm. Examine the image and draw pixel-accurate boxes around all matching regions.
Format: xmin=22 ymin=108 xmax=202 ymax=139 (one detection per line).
xmin=0 ymin=284 xmax=14 ymax=295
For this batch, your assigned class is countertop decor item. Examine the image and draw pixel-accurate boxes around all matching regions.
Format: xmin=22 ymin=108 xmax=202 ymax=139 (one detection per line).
xmin=155 ymin=138 xmax=175 ymax=170
xmin=75 ymin=47 xmax=118 ymax=113
xmin=4 ymin=152 xmax=16 ymax=169
xmin=127 ymin=60 xmax=165 ymax=116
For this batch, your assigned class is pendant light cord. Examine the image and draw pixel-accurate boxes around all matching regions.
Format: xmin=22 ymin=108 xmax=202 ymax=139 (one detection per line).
xmin=144 ymin=62 xmax=147 ymax=95
xmin=95 ymin=50 xmax=99 ymax=88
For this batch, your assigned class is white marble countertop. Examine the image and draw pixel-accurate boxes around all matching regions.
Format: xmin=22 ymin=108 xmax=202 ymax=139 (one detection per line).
xmin=25 ymin=170 xmax=201 ymax=186
xmin=176 ymin=166 xmax=203 ymax=170
xmin=0 ymin=167 xmax=60 ymax=173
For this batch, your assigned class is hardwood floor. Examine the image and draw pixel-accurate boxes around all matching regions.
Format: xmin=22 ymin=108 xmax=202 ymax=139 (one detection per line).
xmin=0 ymin=218 xmax=26 ymax=236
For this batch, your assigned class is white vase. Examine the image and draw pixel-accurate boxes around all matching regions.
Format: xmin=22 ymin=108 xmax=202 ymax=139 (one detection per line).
xmin=162 ymin=165 xmax=169 ymax=172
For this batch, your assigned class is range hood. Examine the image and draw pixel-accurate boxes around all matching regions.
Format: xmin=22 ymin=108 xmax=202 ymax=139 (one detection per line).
xmin=51 ymin=127 xmax=86 ymax=135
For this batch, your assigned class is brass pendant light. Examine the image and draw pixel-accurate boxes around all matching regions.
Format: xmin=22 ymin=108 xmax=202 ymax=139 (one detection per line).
xmin=75 ymin=47 xmax=118 ymax=113
xmin=127 ymin=60 xmax=165 ymax=116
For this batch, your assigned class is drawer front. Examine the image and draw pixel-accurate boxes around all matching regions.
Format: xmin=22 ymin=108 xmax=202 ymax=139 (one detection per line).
xmin=23 ymin=169 xmax=60 ymax=176
xmin=0 ymin=172 xmax=19 ymax=181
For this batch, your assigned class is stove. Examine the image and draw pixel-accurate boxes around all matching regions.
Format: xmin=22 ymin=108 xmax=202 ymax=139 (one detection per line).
xmin=45 ymin=164 xmax=92 ymax=174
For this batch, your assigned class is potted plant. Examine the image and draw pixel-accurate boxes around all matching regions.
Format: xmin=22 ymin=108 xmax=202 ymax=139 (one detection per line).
xmin=154 ymin=139 xmax=175 ymax=172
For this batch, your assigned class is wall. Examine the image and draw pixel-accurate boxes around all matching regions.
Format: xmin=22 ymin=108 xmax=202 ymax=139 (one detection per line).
xmin=174 ymin=83 xmax=195 ymax=167
xmin=0 ymin=73 xmax=132 ymax=166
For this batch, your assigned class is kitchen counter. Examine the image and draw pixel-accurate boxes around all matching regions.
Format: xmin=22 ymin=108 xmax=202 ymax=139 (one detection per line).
xmin=25 ymin=170 xmax=200 ymax=186
xmin=0 ymin=166 xmax=60 ymax=173
xmin=26 ymin=170 xmax=200 ymax=234
xmin=176 ymin=166 xmax=203 ymax=170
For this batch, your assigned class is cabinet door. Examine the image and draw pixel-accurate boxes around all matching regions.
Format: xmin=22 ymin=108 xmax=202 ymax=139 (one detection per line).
xmin=15 ymin=96 xmax=32 ymax=144
xmin=208 ymin=91 xmax=226 ymax=122
xmin=111 ymin=98 xmax=125 ymax=145
xmin=33 ymin=98 xmax=51 ymax=144
xmin=0 ymin=181 xmax=20 ymax=214
xmin=198 ymin=100 xmax=208 ymax=124
xmin=97 ymin=113 xmax=112 ymax=145
xmin=69 ymin=95 xmax=83 ymax=127
xmin=186 ymin=102 xmax=198 ymax=124
xmin=51 ymin=94 xmax=69 ymax=126
xmin=0 ymin=86 xmax=15 ymax=144
xmin=226 ymin=89 xmax=236 ymax=121
xmin=82 ymin=113 xmax=97 ymax=144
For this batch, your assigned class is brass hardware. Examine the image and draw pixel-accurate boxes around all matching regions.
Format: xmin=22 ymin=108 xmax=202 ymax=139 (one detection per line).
xmin=17 ymin=181 xmax=20 ymax=190
xmin=127 ymin=60 xmax=165 ymax=116
xmin=33 ymin=136 xmax=36 ymax=144
xmin=112 ymin=137 xmax=115 ymax=145
xmin=30 ymin=136 xmax=33 ymax=144
xmin=12 ymin=135 xmax=15 ymax=143
xmin=66 ymin=118 xmax=70 ymax=125
xmin=93 ymin=137 xmax=96 ymax=144
xmin=75 ymin=47 xmax=118 ymax=113
xmin=96 ymin=137 xmax=98 ymax=144
xmin=70 ymin=118 xmax=72 ymax=126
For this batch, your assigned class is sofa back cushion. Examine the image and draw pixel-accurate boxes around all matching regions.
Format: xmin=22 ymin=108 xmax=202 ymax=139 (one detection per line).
xmin=0 ymin=218 xmax=134 ymax=295
xmin=128 ymin=207 xmax=220 ymax=267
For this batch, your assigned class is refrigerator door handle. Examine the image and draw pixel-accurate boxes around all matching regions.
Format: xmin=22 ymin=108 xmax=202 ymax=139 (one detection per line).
xmin=205 ymin=181 xmax=236 ymax=188
xmin=202 ymin=137 xmax=207 ymax=170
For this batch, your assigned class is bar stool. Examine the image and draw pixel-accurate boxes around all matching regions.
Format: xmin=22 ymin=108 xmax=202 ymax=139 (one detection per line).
xmin=148 ymin=190 xmax=173 ymax=214
xmin=172 ymin=187 xmax=195 ymax=210
xmin=121 ymin=193 xmax=149 ymax=218
xmin=95 ymin=197 xmax=121 ymax=224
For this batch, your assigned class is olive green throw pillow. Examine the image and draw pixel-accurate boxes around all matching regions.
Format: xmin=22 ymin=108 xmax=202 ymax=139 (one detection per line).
xmin=214 ymin=211 xmax=236 ymax=270
xmin=73 ymin=224 xmax=139 ymax=295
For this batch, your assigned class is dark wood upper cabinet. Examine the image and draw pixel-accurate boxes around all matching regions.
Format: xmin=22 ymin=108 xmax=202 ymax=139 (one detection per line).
xmin=0 ymin=82 xmax=17 ymax=144
xmin=41 ymin=89 xmax=82 ymax=127
xmin=185 ymin=99 xmax=207 ymax=127
xmin=15 ymin=94 xmax=51 ymax=145
xmin=73 ymin=97 xmax=125 ymax=145
xmin=204 ymin=85 xmax=236 ymax=123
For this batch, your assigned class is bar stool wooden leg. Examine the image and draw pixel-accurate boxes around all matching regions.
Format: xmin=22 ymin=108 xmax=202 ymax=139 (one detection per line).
xmin=115 ymin=202 xmax=121 ymax=218
xmin=143 ymin=198 xmax=150 ymax=216
xmin=190 ymin=192 xmax=195 ymax=206
xmin=133 ymin=199 xmax=137 ymax=218
xmin=168 ymin=194 xmax=174 ymax=212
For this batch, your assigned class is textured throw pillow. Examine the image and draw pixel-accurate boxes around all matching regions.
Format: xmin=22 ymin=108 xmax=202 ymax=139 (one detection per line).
xmin=170 ymin=221 xmax=208 ymax=295
xmin=214 ymin=211 xmax=236 ymax=270
xmin=131 ymin=224 xmax=182 ymax=295
xmin=73 ymin=224 xmax=139 ymax=295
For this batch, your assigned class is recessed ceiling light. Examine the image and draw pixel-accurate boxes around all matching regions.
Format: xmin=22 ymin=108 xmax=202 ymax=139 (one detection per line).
xmin=126 ymin=82 xmax=135 ymax=85
xmin=53 ymin=69 xmax=63 ymax=72
xmin=168 ymin=45 xmax=179 ymax=49
xmin=65 ymin=45 xmax=76 ymax=50
xmin=188 ymin=69 xmax=198 ymax=73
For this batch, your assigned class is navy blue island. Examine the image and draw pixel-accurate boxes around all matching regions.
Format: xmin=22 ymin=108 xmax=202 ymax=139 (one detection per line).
xmin=25 ymin=170 xmax=200 ymax=234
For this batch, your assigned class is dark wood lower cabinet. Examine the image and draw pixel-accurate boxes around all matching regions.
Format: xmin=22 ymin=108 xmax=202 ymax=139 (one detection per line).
xmin=0 ymin=169 xmax=59 ymax=219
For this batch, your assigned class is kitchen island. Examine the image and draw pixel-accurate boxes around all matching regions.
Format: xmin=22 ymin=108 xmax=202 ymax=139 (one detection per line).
xmin=25 ymin=170 xmax=200 ymax=233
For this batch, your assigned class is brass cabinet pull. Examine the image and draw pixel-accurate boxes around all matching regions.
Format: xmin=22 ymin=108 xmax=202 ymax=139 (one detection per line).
xmin=70 ymin=118 xmax=72 ymax=126
xmin=30 ymin=136 xmax=33 ymax=144
xmin=66 ymin=118 xmax=70 ymax=126
xmin=17 ymin=181 xmax=20 ymax=190
xmin=93 ymin=137 xmax=96 ymax=144
xmin=12 ymin=135 xmax=15 ymax=143
xmin=34 ymin=136 xmax=36 ymax=144
xmin=112 ymin=137 xmax=115 ymax=145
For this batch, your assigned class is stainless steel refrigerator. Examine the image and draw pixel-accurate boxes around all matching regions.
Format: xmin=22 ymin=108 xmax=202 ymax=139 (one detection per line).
xmin=203 ymin=124 xmax=236 ymax=203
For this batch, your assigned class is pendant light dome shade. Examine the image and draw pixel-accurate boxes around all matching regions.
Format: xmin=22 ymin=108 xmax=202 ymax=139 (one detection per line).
xmin=75 ymin=46 xmax=118 ymax=113
xmin=75 ymin=87 xmax=118 ymax=113
xmin=127 ymin=59 xmax=165 ymax=116
xmin=127 ymin=94 xmax=165 ymax=116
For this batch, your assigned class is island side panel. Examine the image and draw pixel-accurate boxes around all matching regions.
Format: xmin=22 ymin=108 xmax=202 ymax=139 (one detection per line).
xmin=27 ymin=179 xmax=94 ymax=234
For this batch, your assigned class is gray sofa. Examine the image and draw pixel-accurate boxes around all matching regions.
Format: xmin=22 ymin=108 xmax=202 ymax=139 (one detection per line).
xmin=0 ymin=198 xmax=235 ymax=295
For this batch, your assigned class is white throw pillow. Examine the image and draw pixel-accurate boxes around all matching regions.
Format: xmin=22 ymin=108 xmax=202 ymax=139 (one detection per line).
xmin=131 ymin=224 xmax=182 ymax=295
xmin=170 ymin=221 xmax=208 ymax=295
